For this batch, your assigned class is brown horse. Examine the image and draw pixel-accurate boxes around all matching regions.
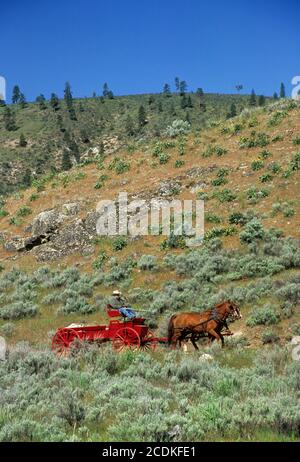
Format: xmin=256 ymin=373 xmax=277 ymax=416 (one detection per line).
xmin=168 ymin=300 xmax=242 ymax=350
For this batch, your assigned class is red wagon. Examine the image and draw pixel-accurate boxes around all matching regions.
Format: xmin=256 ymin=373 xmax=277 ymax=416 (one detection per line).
xmin=52 ymin=308 xmax=167 ymax=357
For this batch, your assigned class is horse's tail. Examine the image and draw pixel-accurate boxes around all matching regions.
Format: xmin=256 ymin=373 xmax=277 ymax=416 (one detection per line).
xmin=168 ymin=315 xmax=177 ymax=345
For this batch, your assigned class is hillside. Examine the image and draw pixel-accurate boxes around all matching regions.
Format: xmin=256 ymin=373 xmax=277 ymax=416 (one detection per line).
xmin=0 ymin=96 xmax=300 ymax=442
xmin=0 ymin=91 xmax=268 ymax=195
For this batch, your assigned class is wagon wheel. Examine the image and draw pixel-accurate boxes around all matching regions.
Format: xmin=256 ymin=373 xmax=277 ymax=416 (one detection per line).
xmin=52 ymin=329 xmax=73 ymax=358
xmin=140 ymin=330 xmax=158 ymax=351
xmin=69 ymin=330 xmax=88 ymax=355
xmin=113 ymin=327 xmax=141 ymax=352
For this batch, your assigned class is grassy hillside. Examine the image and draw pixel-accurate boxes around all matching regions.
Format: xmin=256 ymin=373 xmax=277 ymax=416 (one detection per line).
xmin=0 ymin=96 xmax=299 ymax=442
xmin=0 ymin=91 xmax=269 ymax=195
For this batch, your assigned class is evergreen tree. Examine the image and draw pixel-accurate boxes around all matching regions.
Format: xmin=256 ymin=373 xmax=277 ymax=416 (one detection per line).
xmin=235 ymin=84 xmax=243 ymax=93
xmin=175 ymin=77 xmax=180 ymax=93
xmin=187 ymin=95 xmax=193 ymax=108
xmin=163 ymin=83 xmax=171 ymax=96
xmin=227 ymin=102 xmax=237 ymax=118
xmin=138 ymin=105 xmax=147 ymax=128
xmin=36 ymin=94 xmax=46 ymax=110
xmin=273 ymin=92 xmax=279 ymax=100
xmin=280 ymin=82 xmax=286 ymax=98
xmin=12 ymin=85 xmax=21 ymax=104
xmin=50 ymin=93 xmax=60 ymax=111
xmin=64 ymin=82 xmax=77 ymax=120
xmin=249 ymin=89 xmax=257 ymax=106
xmin=19 ymin=93 xmax=27 ymax=109
xmin=103 ymin=83 xmax=109 ymax=98
xmin=61 ymin=149 xmax=72 ymax=171
xmin=3 ymin=107 xmax=16 ymax=131
xmin=196 ymin=88 xmax=204 ymax=97
xmin=148 ymin=95 xmax=155 ymax=105
xmin=103 ymin=83 xmax=114 ymax=99
xmin=258 ymin=95 xmax=266 ymax=106
xmin=179 ymin=80 xmax=187 ymax=96
xmin=19 ymin=133 xmax=27 ymax=147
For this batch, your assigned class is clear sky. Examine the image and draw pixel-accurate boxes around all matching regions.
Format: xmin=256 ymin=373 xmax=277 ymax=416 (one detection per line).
xmin=1 ymin=0 xmax=300 ymax=102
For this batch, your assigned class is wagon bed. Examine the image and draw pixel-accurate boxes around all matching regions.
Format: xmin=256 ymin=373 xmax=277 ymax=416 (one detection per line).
xmin=52 ymin=310 xmax=167 ymax=357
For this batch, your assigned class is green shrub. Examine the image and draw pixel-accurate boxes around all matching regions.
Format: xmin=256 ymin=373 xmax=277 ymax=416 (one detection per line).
xmin=16 ymin=206 xmax=32 ymax=217
xmin=205 ymin=213 xmax=221 ymax=224
xmin=292 ymin=136 xmax=300 ymax=146
xmin=251 ymin=160 xmax=264 ymax=171
xmin=137 ymin=255 xmax=157 ymax=270
xmin=109 ymin=158 xmax=130 ymax=174
xmin=159 ymin=153 xmax=170 ymax=164
xmin=272 ymin=134 xmax=284 ymax=142
xmin=0 ymin=301 xmax=38 ymax=320
xmin=259 ymin=173 xmax=273 ymax=183
xmin=259 ymin=150 xmax=272 ymax=159
xmin=246 ymin=304 xmax=280 ymax=326
xmin=261 ymin=330 xmax=280 ymax=344
xmin=246 ymin=187 xmax=269 ymax=203
xmin=92 ymin=251 xmax=107 ymax=270
xmin=239 ymin=132 xmax=269 ymax=149
xmin=213 ymin=188 xmax=237 ymax=203
xmin=165 ymin=120 xmax=190 ymax=137
xmin=112 ymin=236 xmax=128 ymax=251
xmin=160 ymin=234 xmax=186 ymax=250
xmin=240 ymin=218 xmax=265 ymax=244
xmin=174 ymin=159 xmax=185 ymax=168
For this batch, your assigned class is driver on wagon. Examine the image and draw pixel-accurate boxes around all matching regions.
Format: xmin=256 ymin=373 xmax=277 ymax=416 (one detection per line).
xmin=109 ymin=290 xmax=136 ymax=319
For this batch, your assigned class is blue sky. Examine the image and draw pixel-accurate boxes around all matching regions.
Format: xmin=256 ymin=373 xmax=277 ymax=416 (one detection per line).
xmin=1 ymin=0 xmax=299 ymax=101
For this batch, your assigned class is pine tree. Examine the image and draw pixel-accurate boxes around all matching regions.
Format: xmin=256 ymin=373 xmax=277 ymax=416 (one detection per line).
xmin=12 ymin=85 xmax=21 ymax=104
xmin=227 ymin=103 xmax=237 ymax=118
xmin=187 ymin=95 xmax=193 ymax=108
xmin=148 ymin=95 xmax=155 ymax=105
xmin=175 ymin=77 xmax=180 ymax=93
xmin=19 ymin=133 xmax=27 ymax=147
xmin=19 ymin=93 xmax=27 ymax=109
xmin=258 ymin=95 xmax=266 ymax=106
xmin=163 ymin=83 xmax=171 ymax=96
xmin=103 ymin=83 xmax=114 ymax=99
xmin=36 ymin=94 xmax=46 ymax=110
xmin=179 ymin=80 xmax=187 ymax=96
xmin=61 ymin=149 xmax=72 ymax=171
xmin=249 ymin=89 xmax=257 ymax=106
xmin=138 ymin=105 xmax=147 ymax=128
xmin=50 ymin=93 xmax=60 ymax=111
xmin=273 ymin=92 xmax=279 ymax=100
xmin=280 ymin=82 xmax=286 ymax=98
xmin=235 ymin=84 xmax=243 ymax=93
xmin=64 ymin=82 xmax=77 ymax=120
xmin=3 ymin=107 xmax=16 ymax=131
xmin=196 ymin=88 xmax=204 ymax=98
xmin=103 ymin=83 xmax=109 ymax=98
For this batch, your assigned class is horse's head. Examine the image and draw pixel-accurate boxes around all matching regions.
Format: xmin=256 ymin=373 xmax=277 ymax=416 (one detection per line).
xmin=226 ymin=301 xmax=242 ymax=321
